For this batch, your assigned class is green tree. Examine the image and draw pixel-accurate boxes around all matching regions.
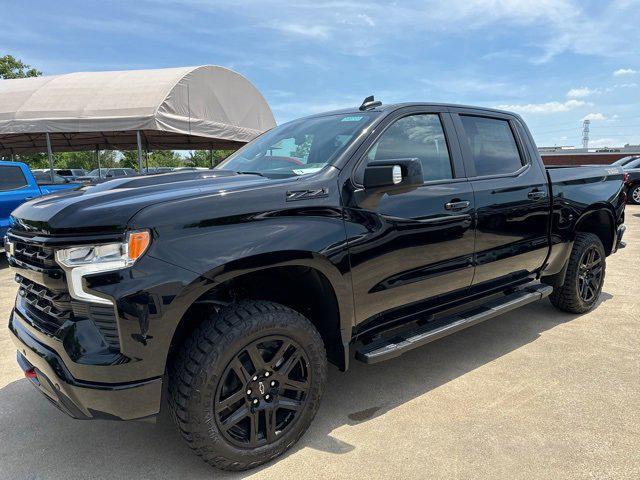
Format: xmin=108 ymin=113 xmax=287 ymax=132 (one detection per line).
xmin=0 ymin=55 xmax=41 ymax=79
xmin=147 ymin=150 xmax=183 ymax=168
xmin=119 ymin=151 xmax=139 ymax=169
xmin=186 ymin=149 xmax=234 ymax=168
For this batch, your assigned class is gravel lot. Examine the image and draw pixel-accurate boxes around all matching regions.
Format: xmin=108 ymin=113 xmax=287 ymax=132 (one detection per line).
xmin=1 ymin=206 xmax=639 ymax=479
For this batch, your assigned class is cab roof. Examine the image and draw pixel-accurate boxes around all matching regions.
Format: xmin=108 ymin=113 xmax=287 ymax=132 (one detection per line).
xmin=304 ymin=102 xmax=519 ymax=119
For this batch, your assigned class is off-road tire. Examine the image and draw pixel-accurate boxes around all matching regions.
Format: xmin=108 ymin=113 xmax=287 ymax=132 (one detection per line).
xmin=549 ymin=232 xmax=606 ymax=313
xmin=168 ymin=300 xmax=327 ymax=471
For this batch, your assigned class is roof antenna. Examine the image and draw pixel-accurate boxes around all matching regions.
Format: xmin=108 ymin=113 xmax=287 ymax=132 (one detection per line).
xmin=359 ymin=95 xmax=382 ymax=111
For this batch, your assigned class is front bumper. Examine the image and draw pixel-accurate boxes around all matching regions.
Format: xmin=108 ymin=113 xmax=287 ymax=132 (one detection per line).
xmin=10 ymin=308 xmax=162 ymax=421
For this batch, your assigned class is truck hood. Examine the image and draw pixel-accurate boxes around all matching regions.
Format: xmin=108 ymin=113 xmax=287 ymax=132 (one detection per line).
xmin=10 ymin=170 xmax=269 ymax=236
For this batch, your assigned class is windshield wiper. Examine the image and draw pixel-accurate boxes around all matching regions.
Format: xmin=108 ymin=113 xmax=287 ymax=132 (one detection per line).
xmin=236 ymin=171 xmax=267 ymax=177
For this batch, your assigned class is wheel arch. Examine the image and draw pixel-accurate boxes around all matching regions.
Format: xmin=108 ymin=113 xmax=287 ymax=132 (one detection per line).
xmin=573 ymin=205 xmax=616 ymax=255
xmin=165 ymin=251 xmax=353 ymax=374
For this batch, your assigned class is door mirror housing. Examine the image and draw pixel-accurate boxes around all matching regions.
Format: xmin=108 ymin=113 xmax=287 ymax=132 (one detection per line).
xmin=362 ymin=158 xmax=423 ymax=191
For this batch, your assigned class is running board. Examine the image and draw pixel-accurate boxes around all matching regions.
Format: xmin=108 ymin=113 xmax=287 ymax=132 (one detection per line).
xmin=355 ymin=284 xmax=553 ymax=364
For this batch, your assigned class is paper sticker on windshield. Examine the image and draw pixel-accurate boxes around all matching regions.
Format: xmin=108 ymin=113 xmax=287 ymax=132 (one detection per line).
xmin=341 ymin=115 xmax=364 ymax=122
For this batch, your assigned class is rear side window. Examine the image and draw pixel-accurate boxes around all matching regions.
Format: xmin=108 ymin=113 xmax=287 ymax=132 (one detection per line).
xmin=0 ymin=166 xmax=28 ymax=191
xmin=366 ymin=113 xmax=453 ymax=183
xmin=460 ymin=116 xmax=524 ymax=176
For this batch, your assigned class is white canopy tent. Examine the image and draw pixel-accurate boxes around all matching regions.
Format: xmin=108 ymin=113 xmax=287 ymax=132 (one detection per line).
xmin=0 ymin=65 xmax=276 ymax=174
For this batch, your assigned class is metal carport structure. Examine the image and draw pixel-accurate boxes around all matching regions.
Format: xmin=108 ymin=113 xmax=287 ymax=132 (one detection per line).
xmin=0 ymin=65 xmax=276 ymax=176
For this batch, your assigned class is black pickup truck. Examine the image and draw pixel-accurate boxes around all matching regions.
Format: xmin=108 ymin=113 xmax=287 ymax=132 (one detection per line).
xmin=4 ymin=99 xmax=626 ymax=471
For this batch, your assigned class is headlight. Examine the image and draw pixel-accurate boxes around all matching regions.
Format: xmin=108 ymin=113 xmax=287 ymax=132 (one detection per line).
xmin=55 ymin=230 xmax=150 ymax=305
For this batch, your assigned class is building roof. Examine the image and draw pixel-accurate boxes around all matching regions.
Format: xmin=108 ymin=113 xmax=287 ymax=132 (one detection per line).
xmin=0 ymin=65 xmax=275 ymax=155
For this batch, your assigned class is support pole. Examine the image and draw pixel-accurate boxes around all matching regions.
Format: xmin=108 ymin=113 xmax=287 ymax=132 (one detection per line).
xmin=210 ymin=147 xmax=214 ymax=168
xmin=136 ymin=131 xmax=143 ymax=174
xmin=95 ymin=145 xmax=101 ymax=178
xmin=45 ymin=133 xmax=55 ymax=182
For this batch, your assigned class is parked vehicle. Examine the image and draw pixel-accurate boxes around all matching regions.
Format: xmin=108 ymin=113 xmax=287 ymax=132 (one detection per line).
xmin=612 ymin=155 xmax=640 ymax=167
xmin=618 ymin=156 xmax=640 ymax=204
xmin=5 ymin=100 xmax=626 ymax=471
xmin=142 ymin=167 xmax=174 ymax=175
xmin=76 ymin=167 xmax=137 ymax=183
xmin=32 ymin=171 xmax=72 ymax=185
xmin=55 ymin=168 xmax=88 ymax=180
xmin=0 ymin=162 xmax=79 ymax=241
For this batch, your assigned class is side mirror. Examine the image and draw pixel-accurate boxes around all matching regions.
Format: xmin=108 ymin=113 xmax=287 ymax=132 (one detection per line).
xmin=362 ymin=158 xmax=423 ymax=191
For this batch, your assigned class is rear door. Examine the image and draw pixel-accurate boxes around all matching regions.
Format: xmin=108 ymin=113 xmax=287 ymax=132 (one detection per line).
xmin=0 ymin=165 xmax=40 ymax=235
xmin=345 ymin=107 xmax=476 ymax=325
xmin=451 ymin=109 xmax=550 ymax=287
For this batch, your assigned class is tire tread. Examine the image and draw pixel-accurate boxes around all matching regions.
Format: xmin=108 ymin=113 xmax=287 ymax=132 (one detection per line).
xmin=167 ymin=300 xmax=327 ymax=471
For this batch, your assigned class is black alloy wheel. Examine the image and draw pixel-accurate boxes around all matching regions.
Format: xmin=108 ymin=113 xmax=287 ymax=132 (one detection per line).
xmin=549 ymin=232 xmax=606 ymax=313
xmin=214 ymin=336 xmax=311 ymax=448
xmin=168 ymin=300 xmax=327 ymax=471
xmin=577 ymin=246 xmax=603 ymax=303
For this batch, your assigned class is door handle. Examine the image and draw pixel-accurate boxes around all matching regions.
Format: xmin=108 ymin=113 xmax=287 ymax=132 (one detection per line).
xmin=444 ymin=200 xmax=471 ymax=211
xmin=527 ymin=189 xmax=547 ymax=200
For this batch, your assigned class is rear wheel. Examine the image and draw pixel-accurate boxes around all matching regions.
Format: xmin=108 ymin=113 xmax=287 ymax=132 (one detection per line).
xmin=549 ymin=232 xmax=606 ymax=313
xmin=168 ymin=300 xmax=327 ymax=471
xmin=629 ymin=185 xmax=640 ymax=205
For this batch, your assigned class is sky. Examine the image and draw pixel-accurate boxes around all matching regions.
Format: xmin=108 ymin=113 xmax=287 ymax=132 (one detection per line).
xmin=2 ymin=0 xmax=640 ymax=148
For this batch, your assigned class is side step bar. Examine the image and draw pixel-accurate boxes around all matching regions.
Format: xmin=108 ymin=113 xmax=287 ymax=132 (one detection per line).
xmin=356 ymin=283 xmax=553 ymax=364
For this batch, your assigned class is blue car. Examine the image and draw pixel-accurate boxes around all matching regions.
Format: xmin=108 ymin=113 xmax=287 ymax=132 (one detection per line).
xmin=0 ymin=161 xmax=79 ymax=241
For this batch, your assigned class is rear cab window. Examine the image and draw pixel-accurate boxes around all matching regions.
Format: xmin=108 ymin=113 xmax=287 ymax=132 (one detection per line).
xmin=459 ymin=115 xmax=525 ymax=176
xmin=0 ymin=165 xmax=28 ymax=191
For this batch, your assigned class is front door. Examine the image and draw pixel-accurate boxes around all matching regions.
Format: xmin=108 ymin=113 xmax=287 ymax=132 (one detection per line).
xmin=343 ymin=109 xmax=476 ymax=326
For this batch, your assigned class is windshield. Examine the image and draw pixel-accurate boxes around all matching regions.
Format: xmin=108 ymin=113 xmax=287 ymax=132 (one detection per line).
xmin=217 ymin=113 xmax=376 ymax=177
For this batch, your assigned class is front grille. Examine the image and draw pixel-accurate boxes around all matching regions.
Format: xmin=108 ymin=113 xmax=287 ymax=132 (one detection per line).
xmin=12 ymin=240 xmax=56 ymax=268
xmin=16 ymin=274 xmax=121 ymax=349
xmin=17 ymin=276 xmax=72 ymax=333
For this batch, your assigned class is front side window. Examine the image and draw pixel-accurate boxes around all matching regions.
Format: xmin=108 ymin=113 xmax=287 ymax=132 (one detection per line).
xmin=365 ymin=113 xmax=453 ymax=183
xmin=217 ymin=113 xmax=376 ymax=177
xmin=0 ymin=166 xmax=28 ymax=191
xmin=460 ymin=115 xmax=524 ymax=176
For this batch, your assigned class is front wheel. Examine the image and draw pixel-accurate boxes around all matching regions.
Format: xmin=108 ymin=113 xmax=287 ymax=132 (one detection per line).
xmin=549 ymin=232 xmax=606 ymax=313
xmin=168 ymin=300 xmax=327 ymax=471
xmin=628 ymin=185 xmax=640 ymax=205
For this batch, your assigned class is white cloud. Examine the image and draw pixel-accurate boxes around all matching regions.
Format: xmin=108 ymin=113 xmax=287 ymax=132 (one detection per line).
xmin=600 ymin=82 xmax=639 ymax=93
xmin=274 ymin=23 xmax=330 ymax=39
xmin=496 ymin=99 xmax=586 ymax=114
xmin=582 ymin=113 xmax=607 ymax=121
xmin=567 ymin=87 xmax=598 ymax=98
xmin=153 ymin=0 xmax=640 ymax=61
xmin=614 ymin=68 xmax=637 ymax=76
